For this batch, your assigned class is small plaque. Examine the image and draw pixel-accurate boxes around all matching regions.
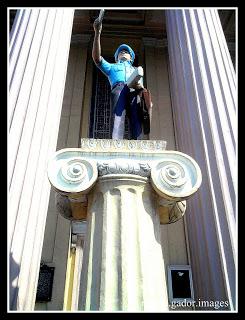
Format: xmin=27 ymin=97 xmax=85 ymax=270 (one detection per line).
xmin=36 ymin=264 xmax=54 ymax=302
xmin=168 ymin=265 xmax=194 ymax=302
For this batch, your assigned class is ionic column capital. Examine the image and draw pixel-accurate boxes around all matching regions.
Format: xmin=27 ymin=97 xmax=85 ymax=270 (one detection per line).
xmin=97 ymin=159 xmax=151 ymax=177
xmin=150 ymin=152 xmax=202 ymax=201
xmin=150 ymin=152 xmax=202 ymax=224
xmin=47 ymin=149 xmax=98 ymax=220
xmin=47 ymin=139 xmax=202 ymax=223
xmin=48 ymin=149 xmax=98 ymax=197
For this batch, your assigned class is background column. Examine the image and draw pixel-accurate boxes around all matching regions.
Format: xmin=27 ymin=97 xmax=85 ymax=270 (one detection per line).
xmin=165 ymin=9 xmax=236 ymax=309
xmin=37 ymin=33 xmax=91 ymax=311
xmin=9 ymin=8 xmax=74 ymax=310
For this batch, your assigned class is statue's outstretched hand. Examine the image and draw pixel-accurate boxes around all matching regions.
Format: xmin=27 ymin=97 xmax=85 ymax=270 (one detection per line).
xmin=93 ymin=18 xmax=102 ymax=33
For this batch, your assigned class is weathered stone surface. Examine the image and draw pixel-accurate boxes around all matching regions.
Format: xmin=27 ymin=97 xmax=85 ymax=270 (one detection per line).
xmin=79 ymin=174 xmax=169 ymax=311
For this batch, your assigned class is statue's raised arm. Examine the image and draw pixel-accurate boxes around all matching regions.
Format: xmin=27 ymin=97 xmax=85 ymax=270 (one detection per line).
xmin=92 ymin=11 xmax=104 ymax=64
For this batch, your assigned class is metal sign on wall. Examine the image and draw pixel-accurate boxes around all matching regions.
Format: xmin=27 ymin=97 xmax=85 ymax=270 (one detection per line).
xmin=36 ymin=264 xmax=55 ymax=302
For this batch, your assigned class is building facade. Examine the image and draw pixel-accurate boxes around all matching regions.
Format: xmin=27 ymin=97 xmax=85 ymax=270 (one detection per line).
xmin=8 ymin=8 xmax=237 ymax=311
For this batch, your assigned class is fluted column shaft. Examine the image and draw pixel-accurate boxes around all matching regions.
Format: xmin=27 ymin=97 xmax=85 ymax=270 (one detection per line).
xmin=166 ymin=9 xmax=236 ymax=309
xmin=9 ymin=9 xmax=74 ymax=310
xmin=79 ymin=175 xmax=169 ymax=311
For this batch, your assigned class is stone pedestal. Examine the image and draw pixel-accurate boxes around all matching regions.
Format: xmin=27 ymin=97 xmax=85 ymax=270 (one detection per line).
xmin=47 ymin=138 xmax=202 ymax=311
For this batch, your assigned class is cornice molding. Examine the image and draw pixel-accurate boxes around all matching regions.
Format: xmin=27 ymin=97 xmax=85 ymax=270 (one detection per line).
xmin=71 ymin=34 xmax=91 ymax=47
xmin=142 ymin=37 xmax=168 ymax=48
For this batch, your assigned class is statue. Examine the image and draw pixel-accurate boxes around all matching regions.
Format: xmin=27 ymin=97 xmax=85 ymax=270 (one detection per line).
xmin=92 ymin=11 xmax=152 ymax=140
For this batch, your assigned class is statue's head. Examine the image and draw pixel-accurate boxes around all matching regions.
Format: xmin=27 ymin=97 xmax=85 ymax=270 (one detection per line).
xmin=114 ymin=44 xmax=135 ymax=64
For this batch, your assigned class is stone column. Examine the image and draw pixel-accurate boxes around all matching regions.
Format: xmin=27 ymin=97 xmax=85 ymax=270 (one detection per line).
xmin=165 ymin=9 xmax=236 ymax=309
xmin=9 ymin=9 xmax=74 ymax=310
xmin=39 ymin=33 xmax=91 ymax=311
xmin=79 ymin=175 xmax=168 ymax=311
xmin=48 ymin=139 xmax=202 ymax=311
